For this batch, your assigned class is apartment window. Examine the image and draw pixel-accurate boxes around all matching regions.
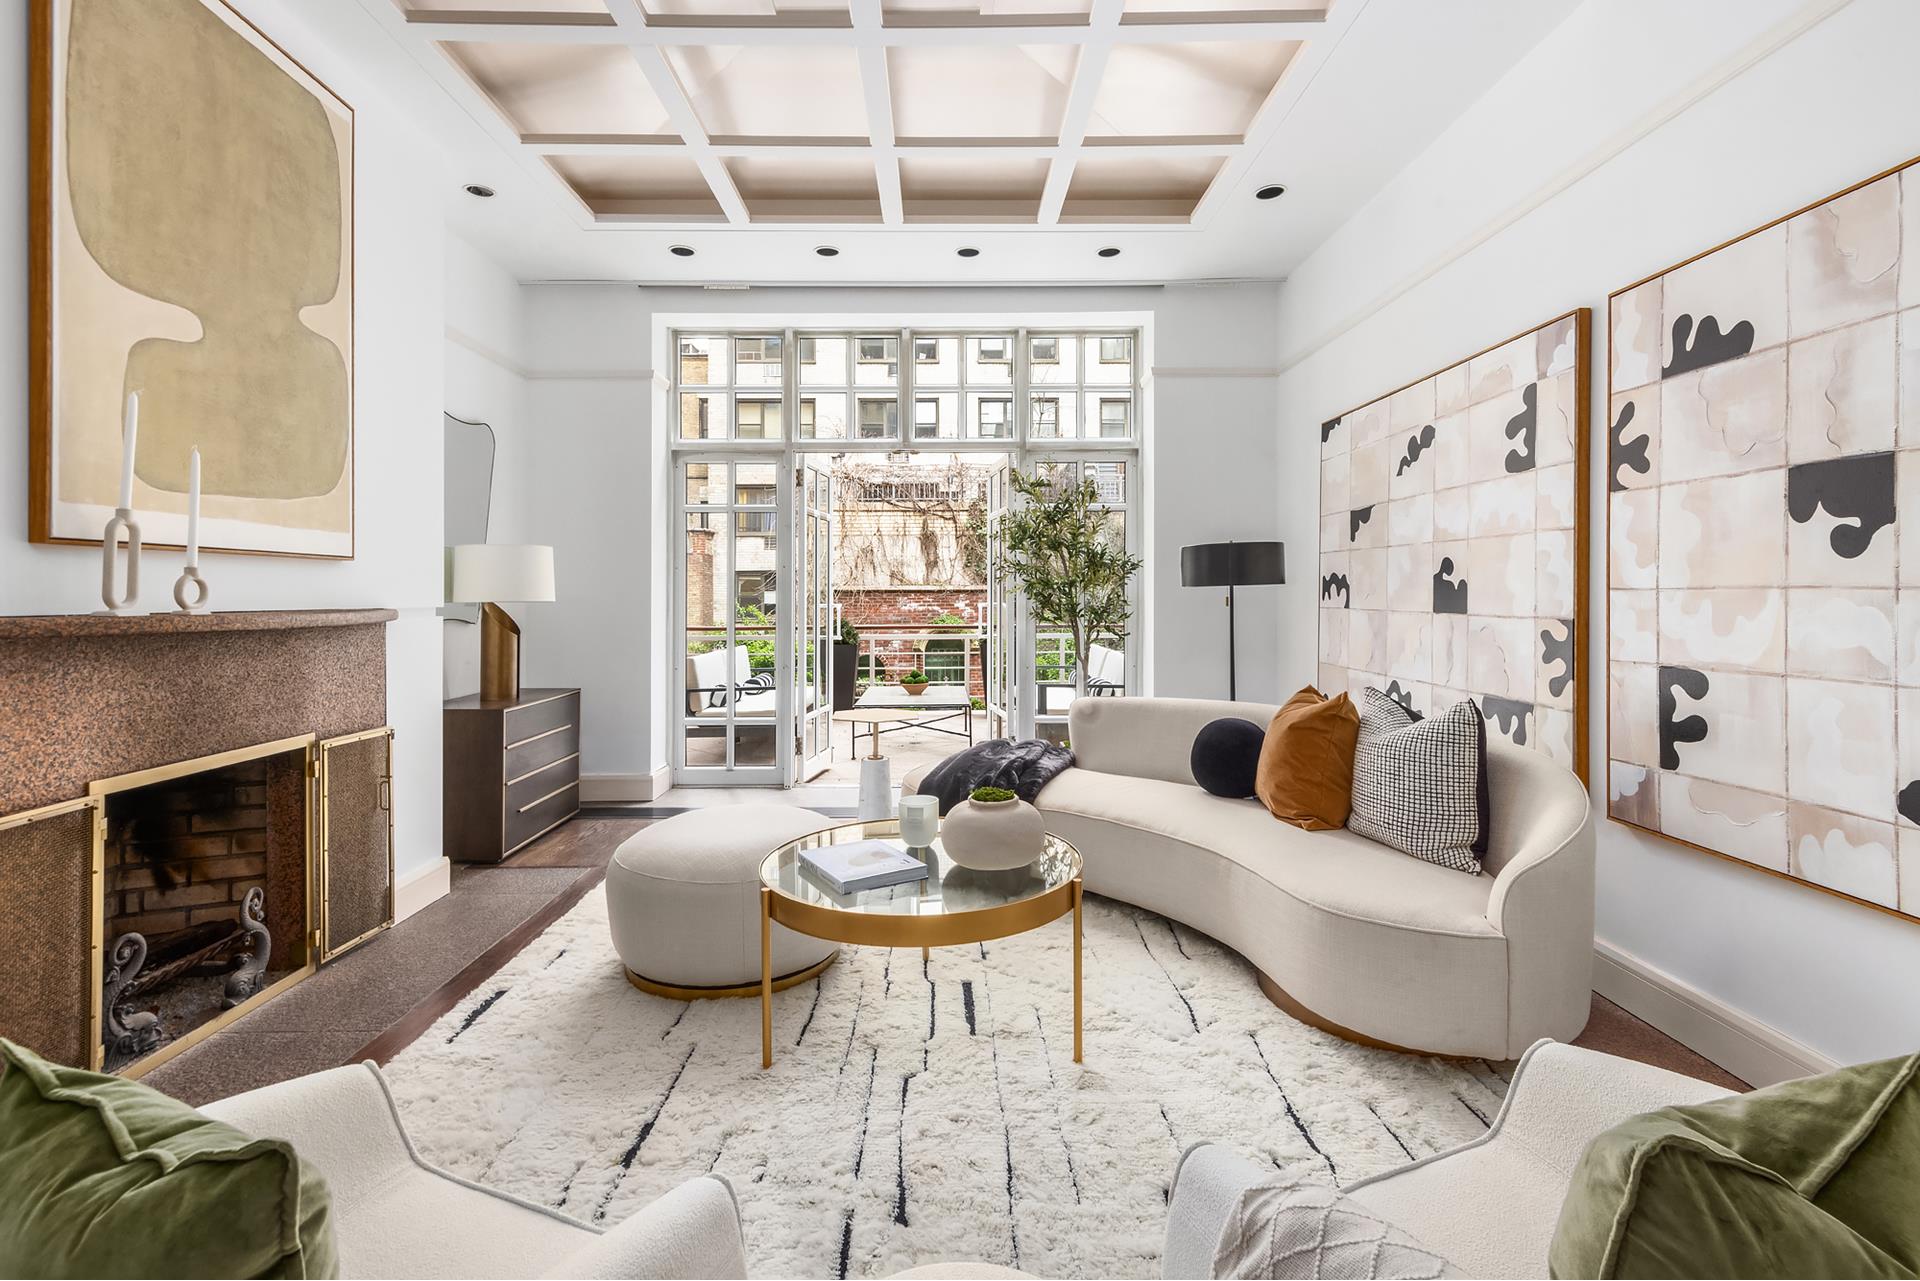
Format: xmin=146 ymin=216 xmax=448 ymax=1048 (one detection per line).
xmin=799 ymin=400 xmax=816 ymax=436
xmin=1032 ymin=397 xmax=1059 ymax=438
xmin=914 ymin=338 xmax=939 ymax=364
xmin=736 ymin=399 xmax=781 ymax=439
xmin=1030 ymin=337 xmax=1059 ymax=364
xmin=977 ymin=336 xmax=1011 ymax=364
xmin=914 ymin=398 xmax=941 ymax=439
xmin=736 ymin=336 xmax=778 ymax=364
xmin=1099 ymin=336 xmax=1131 ymax=364
xmin=1098 ymin=398 xmax=1130 ymax=438
xmin=796 ymin=337 xmax=816 ymax=364
xmin=858 ymin=400 xmax=897 ymax=438
xmin=857 ymin=337 xmax=896 ymax=364
xmin=978 ymin=398 xmax=1012 ymax=438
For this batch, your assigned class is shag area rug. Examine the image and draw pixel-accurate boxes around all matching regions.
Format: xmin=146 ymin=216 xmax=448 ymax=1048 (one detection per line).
xmin=383 ymin=886 xmax=1509 ymax=1279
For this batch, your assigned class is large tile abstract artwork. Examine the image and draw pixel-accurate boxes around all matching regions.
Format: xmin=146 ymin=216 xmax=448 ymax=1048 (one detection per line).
xmin=1318 ymin=309 xmax=1591 ymax=778
xmin=1607 ymin=156 xmax=1920 ymax=923
xmin=30 ymin=0 xmax=355 ymax=558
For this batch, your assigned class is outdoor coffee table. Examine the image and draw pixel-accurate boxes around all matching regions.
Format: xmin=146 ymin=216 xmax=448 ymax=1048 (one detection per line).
xmin=758 ymin=818 xmax=1083 ymax=1068
xmin=854 ymin=683 xmax=974 ymax=750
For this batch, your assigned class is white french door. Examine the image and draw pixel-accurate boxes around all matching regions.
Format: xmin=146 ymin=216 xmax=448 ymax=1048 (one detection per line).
xmin=790 ymin=459 xmax=834 ymax=783
xmin=983 ymin=463 xmax=1016 ymax=741
xmin=675 ymin=456 xmax=786 ymax=785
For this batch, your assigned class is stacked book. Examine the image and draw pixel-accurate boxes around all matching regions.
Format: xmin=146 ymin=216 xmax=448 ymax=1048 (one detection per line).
xmin=799 ymin=840 xmax=930 ymax=894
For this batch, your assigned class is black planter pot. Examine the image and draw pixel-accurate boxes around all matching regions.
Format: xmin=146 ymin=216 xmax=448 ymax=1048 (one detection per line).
xmin=832 ymin=642 xmax=858 ymax=711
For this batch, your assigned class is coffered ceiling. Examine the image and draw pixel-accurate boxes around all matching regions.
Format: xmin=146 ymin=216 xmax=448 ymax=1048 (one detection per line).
xmin=336 ymin=0 xmax=1577 ymax=283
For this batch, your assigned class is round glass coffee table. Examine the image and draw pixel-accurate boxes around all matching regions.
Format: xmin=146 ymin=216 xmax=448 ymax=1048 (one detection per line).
xmin=758 ymin=818 xmax=1083 ymax=1068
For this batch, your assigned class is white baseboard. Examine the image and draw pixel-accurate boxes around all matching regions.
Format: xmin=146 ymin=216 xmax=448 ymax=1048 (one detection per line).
xmin=1593 ymin=940 xmax=1837 ymax=1087
xmin=394 ymin=857 xmax=450 ymax=922
xmin=580 ymin=767 xmax=672 ymax=803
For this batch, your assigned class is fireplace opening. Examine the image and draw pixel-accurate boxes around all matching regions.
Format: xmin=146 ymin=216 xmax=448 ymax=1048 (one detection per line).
xmin=100 ymin=745 xmax=312 ymax=1074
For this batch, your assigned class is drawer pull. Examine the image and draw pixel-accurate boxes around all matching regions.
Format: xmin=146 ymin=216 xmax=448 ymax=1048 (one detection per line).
xmin=518 ymin=782 xmax=579 ymax=814
xmin=506 ymin=722 xmax=572 ymax=751
xmin=507 ymin=752 xmax=579 ymax=787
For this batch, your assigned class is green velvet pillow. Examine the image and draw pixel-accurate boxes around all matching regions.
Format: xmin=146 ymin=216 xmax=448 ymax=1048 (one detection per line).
xmin=1550 ymin=1052 xmax=1920 ymax=1279
xmin=0 ymin=1039 xmax=338 ymax=1279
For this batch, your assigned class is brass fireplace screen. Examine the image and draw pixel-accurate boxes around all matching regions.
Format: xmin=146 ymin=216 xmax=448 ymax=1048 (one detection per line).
xmin=0 ymin=728 xmax=393 ymax=1076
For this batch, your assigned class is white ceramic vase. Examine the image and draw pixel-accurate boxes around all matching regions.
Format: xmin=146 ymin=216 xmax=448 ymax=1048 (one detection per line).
xmin=940 ymin=795 xmax=1045 ymax=871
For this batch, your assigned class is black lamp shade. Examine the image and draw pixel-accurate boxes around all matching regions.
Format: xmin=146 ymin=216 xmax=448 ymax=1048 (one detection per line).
xmin=1181 ymin=541 xmax=1285 ymax=588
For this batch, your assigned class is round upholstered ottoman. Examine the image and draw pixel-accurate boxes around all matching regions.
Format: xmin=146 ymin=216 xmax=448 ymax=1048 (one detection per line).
xmin=607 ymin=804 xmax=838 ymax=998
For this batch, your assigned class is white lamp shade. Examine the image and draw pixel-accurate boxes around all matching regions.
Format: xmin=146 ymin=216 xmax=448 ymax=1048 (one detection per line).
xmin=450 ymin=544 xmax=556 ymax=604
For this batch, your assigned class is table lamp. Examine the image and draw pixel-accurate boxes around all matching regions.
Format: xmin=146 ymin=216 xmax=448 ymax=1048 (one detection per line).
xmin=451 ymin=544 xmax=556 ymax=702
xmin=1180 ymin=541 xmax=1284 ymax=701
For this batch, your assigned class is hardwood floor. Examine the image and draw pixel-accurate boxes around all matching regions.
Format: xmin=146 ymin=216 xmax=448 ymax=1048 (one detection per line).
xmin=144 ymin=812 xmax=1748 ymax=1108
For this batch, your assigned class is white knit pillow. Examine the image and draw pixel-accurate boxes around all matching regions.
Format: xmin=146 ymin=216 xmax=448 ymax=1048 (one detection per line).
xmin=1346 ymin=688 xmax=1486 ymax=873
xmin=1211 ymin=1167 xmax=1463 ymax=1280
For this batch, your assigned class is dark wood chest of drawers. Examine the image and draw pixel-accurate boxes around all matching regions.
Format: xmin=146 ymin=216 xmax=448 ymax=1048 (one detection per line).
xmin=444 ymin=687 xmax=581 ymax=863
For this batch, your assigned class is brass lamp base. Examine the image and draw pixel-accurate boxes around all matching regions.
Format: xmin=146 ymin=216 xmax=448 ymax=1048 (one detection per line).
xmin=479 ymin=601 xmax=522 ymax=703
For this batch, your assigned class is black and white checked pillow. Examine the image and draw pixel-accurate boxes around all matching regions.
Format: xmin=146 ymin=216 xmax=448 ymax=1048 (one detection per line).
xmin=1347 ymin=688 xmax=1488 ymax=873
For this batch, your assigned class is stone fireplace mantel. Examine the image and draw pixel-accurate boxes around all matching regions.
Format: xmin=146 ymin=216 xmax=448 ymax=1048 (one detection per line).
xmin=0 ymin=608 xmax=396 ymax=816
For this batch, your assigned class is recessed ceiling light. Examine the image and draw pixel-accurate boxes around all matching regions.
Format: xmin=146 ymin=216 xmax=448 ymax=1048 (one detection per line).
xmin=669 ymin=245 xmax=695 ymax=258
xmin=815 ymin=245 xmax=840 ymax=257
xmin=464 ymin=184 xmax=495 ymax=198
xmin=1097 ymin=246 xmax=1121 ymax=258
xmin=1255 ymin=184 xmax=1286 ymax=201
xmin=956 ymin=247 xmax=980 ymax=258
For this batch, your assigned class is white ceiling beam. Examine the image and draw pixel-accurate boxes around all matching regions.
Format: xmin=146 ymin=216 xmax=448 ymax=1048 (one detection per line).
xmin=602 ymin=0 xmax=752 ymax=225
xmin=398 ymin=14 xmax=1326 ymax=47
xmin=1036 ymin=0 xmax=1123 ymax=226
xmin=849 ymin=0 xmax=903 ymax=225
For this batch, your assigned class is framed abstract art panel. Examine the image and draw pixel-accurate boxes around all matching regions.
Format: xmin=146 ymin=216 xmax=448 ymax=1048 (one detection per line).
xmin=1606 ymin=154 xmax=1920 ymax=923
xmin=29 ymin=0 xmax=354 ymax=558
xmin=1318 ymin=308 xmax=1592 ymax=781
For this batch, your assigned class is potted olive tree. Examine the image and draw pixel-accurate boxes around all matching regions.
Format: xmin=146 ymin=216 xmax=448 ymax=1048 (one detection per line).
xmin=989 ymin=468 xmax=1143 ymax=702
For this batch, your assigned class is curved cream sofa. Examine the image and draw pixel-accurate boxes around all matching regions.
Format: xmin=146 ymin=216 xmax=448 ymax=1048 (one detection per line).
xmin=916 ymin=696 xmax=1594 ymax=1059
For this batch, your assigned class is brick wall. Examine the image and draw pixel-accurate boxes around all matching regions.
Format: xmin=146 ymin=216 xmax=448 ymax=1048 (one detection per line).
xmin=840 ymin=586 xmax=988 ymax=695
xmin=105 ymin=760 xmax=271 ymax=940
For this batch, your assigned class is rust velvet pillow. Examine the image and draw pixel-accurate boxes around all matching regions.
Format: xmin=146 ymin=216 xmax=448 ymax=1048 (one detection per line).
xmin=1254 ymin=686 xmax=1361 ymax=830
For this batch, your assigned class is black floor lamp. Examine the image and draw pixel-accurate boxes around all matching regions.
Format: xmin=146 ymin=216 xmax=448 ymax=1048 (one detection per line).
xmin=1181 ymin=541 xmax=1285 ymax=701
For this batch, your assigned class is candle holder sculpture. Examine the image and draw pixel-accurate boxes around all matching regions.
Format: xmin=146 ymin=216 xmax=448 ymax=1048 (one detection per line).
xmin=172 ymin=565 xmax=209 ymax=614
xmin=97 ymin=508 xmax=141 ymax=615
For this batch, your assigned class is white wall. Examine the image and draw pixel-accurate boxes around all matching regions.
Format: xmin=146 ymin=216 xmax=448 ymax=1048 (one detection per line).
xmin=443 ymin=235 xmax=534 ymax=699
xmin=1274 ymin=0 xmax=1920 ymax=1071
xmin=0 ymin=1 xmax=456 ymax=903
xmin=512 ymin=283 xmax=1284 ymax=794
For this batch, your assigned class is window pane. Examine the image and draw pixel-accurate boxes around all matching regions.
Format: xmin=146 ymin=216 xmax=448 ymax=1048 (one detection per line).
xmin=913 ymin=335 xmax=960 ymax=385
xmin=913 ymin=392 xmax=958 ymax=440
xmin=679 ymin=336 xmax=728 ymax=386
xmin=854 ymin=335 xmax=900 ymax=385
xmin=734 ymin=462 xmax=778 ymax=503
xmin=733 ymin=335 xmax=782 ymax=388
xmin=685 ymin=462 xmax=720 ymax=506
xmin=965 ymin=335 xmax=1014 ymax=385
xmin=680 ymin=391 xmax=723 ymax=440
xmin=800 ymin=392 xmax=846 ymax=439
xmin=969 ymin=393 xmax=1013 ymax=439
xmin=1092 ymin=394 xmax=1132 ymax=439
xmin=1030 ymin=391 xmax=1077 ymax=439
xmin=1091 ymin=334 xmax=1133 ymax=384
xmin=856 ymin=396 xmax=899 ymax=439
xmin=798 ymin=335 xmax=847 ymax=386
xmin=734 ymin=396 xmax=783 ymax=440
xmin=734 ymin=514 xmax=777 ymax=600
xmin=1084 ymin=459 xmax=1127 ymax=504
xmin=1029 ymin=335 xmax=1078 ymax=385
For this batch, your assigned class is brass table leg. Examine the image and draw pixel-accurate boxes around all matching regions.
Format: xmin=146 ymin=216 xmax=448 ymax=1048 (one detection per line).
xmin=1072 ymin=876 xmax=1083 ymax=1063
xmin=760 ymin=887 xmax=773 ymax=1069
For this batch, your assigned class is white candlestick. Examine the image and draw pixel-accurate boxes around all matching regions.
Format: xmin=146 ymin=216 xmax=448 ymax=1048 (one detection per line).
xmin=118 ymin=391 xmax=139 ymax=509
xmin=186 ymin=447 xmax=201 ymax=568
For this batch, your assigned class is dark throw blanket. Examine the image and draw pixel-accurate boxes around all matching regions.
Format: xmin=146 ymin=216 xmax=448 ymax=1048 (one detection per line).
xmin=916 ymin=739 xmax=1076 ymax=815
